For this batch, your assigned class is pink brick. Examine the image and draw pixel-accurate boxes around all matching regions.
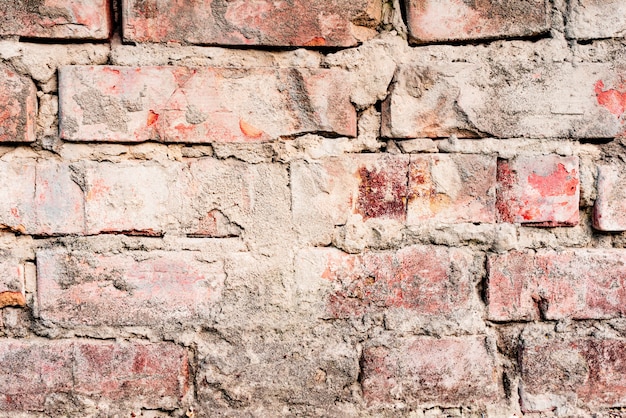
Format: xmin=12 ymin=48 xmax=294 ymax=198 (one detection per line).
xmin=0 ymin=159 xmax=36 ymax=234
xmin=382 ymin=63 xmax=626 ymax=139
xmin=0 ymin=339 xmax=187 ymax=411
xmin=0 ymin=262 xmax=25 ymax=309
xmin=362 ymin=336 xmax=500 ymax=405
xmin=123 ymin=0 xmax=381 ymax=47
xmin=496 ymin=155 xmax=579 ymax=226
xmin=80 ymin=161 xmax=174 ymax=235
xmin=0 ymin=160 xmax=86 ymax=236
xmin=317 ymin=246 xmax=476 ymax=319
xmin=520 ymin=338 xmax=626 ymax=410
xmin=405 ymin=0 xmax=548 ymax=43
xmin=0 ymin=66 xmax=36 ymax=143
xmin=37 ymin=249 xmax=225 ymax=326
xmin=59 ymin=66 xmax=356 ymax=143
xmin=408 ymin=154 xmax=496 ymax=224
xmin=593 ymin=165 xmax=626 ymax=231
xmin=0 ymin=1 xmax=109 ymax=39
xmin=35 ymin=160 xmax=85 ymax=235
xmin=487 ymin=250 xmax=626 ymax=321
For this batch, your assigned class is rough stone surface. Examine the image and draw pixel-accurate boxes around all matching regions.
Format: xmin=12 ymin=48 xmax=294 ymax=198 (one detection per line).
xmin=59 ymin=66 xmax=356 ymax=143
xmin=405 ymin=0 xmax=549 ymax=44
xmin=488 ymin=250 xmax=626 ymax=321
xmin=0 ymin=1 xmax=110 ymax=40
xmin=496 ymin=155 xmax=579 ymax=226
xmin=0 ymin=65 xmax=36 ymax=143
xmin=123 ymin=0 xmax=381 ymax=47
xmin=0 ymin=339 xmax=187 ymax=412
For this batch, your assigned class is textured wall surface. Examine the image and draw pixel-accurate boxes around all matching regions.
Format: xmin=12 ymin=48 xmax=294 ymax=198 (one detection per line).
xmin=1 ymin=0 xmax=626 ymax=417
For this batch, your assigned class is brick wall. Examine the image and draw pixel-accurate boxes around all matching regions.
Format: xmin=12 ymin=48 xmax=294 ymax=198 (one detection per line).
xmin=1 ymin=1 xmax=625 ymax=416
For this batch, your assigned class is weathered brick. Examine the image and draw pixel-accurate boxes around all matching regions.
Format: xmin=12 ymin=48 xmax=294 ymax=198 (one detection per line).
xmin=566 ymin=0 xmax=626 ymax=40
xmin=408 ymin=154 xmax=496 ymax=224
xmin=37 ymin=249 xmax=225 ymax=326
xmin=123 ymin=0 xmax=381 ymax=47
xmin=362 ymin=336 xmax=500 ymax=405
xmin=299 ymin=246 xmax=477 ymax=321
xmin=0 ymin=1 xmax=109 ymax=39
xmin=520 ymin=337 xmax=626 ymax=411
xmin=59 ymin=66 xmax=356 ymax=143
xmin=77 ymin=161 xmax=174 ymax=235
xmin=291 ymin=155 xmax=409 ymax=244
xmin=0 ymin=263 xmax=26 ymax=309
xmin=0 ymin=65 xmax=36 ymax=143
xmin=292 ymin=154 xmax=496 ymax=244
xmin=593 ymin=164 xmax=626 ymax=231
xmin=0 ymin=159 xmax=36 ymax=234
xmin=487 ymin=250 xmax=626 ymax=321
xmin=35 ymin=160 xmax=85 ymax=235
xmin=0 ymin=159 xmax=85 ymax=236
xmin=0 ymin=339 xmax=187 ymax=411
xmin=496 ymin=155 xmax=579 ymax=226
xmin=405 ymin=0 xmax=548 ymax=44
xmin=382 ymin=63 xmax=626 ymax=139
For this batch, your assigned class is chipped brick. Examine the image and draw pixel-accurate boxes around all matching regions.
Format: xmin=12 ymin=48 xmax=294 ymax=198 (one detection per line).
xmin=37 ymin=249 xmax=225 ymax=326
xmin=362 ymin=336 xmax=500 ymax=405
xmin=123 ymin=0 xmax=381 ymax=47
xmin=0 ymin=65 xmax=36 ymax=143
xmin=405 ymin=0 xmax=549 ymax=44
xmin=488 ymin=250 xmax=626 ymax=321
xmin=0 ymin=339 xmax=187 ymax=411
xmin=0 ymin=0 xmax=109 ymax=39
xmin=496 ymin=155 xmax=579 ymax=226
xmin=59 ymin=66 xmax=356 ymax=143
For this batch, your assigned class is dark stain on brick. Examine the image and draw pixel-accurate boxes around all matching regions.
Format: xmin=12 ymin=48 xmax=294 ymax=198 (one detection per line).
xmin=356 ymin=165 xmax=407 ymax=220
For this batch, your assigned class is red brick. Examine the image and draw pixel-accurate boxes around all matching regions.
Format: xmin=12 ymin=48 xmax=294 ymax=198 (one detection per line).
xmin=0 ymin=263 xmax=26 ymax=309
xmin=496 ymin=155 xmax=579 ymax=226
xmin=122 ymin=0 xmax=380 ymax=47
xmin=0 ymin=339 xmax=187 ymax=411
xmin=0 ymin=66 xmax=36 ymax=143
xmin=405 ymin=0 xmax=548 ymax=43
xmin=317 ymin=246 xmax=476 ymax=319
xmin=487 ymin=250 xmax=626 ymax=321
xmin=37 ymin=249 xmax=225 ymax=326
xmin=520 ymin=337 xmax=626 ymax=410
xmin=0 ymin=1 xmax=109 ymax=39
xmin=408 ymin=154 xmax=496 ymax=224
xmin=362 ymin=336 xmax=500 ymax=405
xmin=593 ymin=164 xmax=626 ymax=231
xmin=59 ymin=66 xmax=356 ymax=143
